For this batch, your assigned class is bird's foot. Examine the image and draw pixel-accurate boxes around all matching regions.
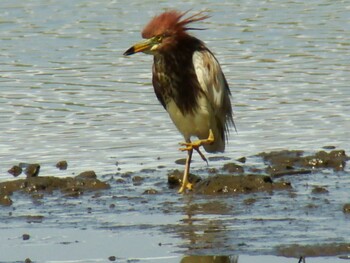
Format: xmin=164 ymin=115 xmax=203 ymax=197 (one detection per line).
xmin=179 ymin=129 xmax=214 ymax=164
xmin=178 ymin=181 xmax=193 ymax=194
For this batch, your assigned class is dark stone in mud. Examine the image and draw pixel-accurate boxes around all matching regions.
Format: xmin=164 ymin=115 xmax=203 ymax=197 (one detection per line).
xmin=258 ymin=149 xmax=349 ymax=176
xmin=236 ymin=156 xmax=247 ymax=163
xmin=22 ymin=233 xmax=30 ymax=240
xmin=0 ymin=194 xmax=13 ymax=206
xmin=24 ymin=258 xmax=32 ymax=263
xmin=56 ymin=160 xmax=68 ymax=170
xmin=222 ymin=162 xmax=244 ymax=174
xmin=108 ymin=256 xmax=116 ymax=261
xmin=194 ymin=174 xmax=291 ymax=195
xmin=0 ymin=175 xmax=110 ymax=206
xmin=343 ymin=203 xmax=350 ymax=213
xmin=276 ymin=243 xmax=350 ymax=257
xmin=143 ymin=188 xmax=158 ymax=194
xmin=311 ymin=186 xmax=329 ymax=194
xmin=322 ymin=145 xmax=336 ymax=150
xmin=24 ymin=163 xmax=41 ymax=178
xmin=175 ymin=158 xmax=187 ymax=165
xmin=76 ymin=170 xmax=97 ymax=179
xmin=132 ymin=175 xmax=144 ymax=185
xmin=7 ymin=165 xmax=22 ymax=177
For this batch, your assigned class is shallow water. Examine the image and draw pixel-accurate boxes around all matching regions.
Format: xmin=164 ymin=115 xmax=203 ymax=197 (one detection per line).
xmin=1 ymin=0 xmax=350 ymax=262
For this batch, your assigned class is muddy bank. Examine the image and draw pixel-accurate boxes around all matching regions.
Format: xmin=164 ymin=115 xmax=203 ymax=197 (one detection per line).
xmin=1 ymin=148 xmax=348 ymax=206
xmin=0 ymin=172 xmax=110 ymax=206
xmin=276 ymin=243 xmax=350 ymax=257
xmin=257 ymin=149 xmax=349 ymax=177
xmin=168 ymin=170 xmax=292 ymax=195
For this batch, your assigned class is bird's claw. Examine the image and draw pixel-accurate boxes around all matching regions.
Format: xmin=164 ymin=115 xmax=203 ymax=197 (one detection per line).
xmin=179 ymin=142 xmax=208 ymax=164
xmin=178 ymin=182 xmax=193 ymax=194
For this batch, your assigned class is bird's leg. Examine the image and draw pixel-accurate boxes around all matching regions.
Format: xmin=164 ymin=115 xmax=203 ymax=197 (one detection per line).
xmin=178 ymin=148 xmax=193 ymax=194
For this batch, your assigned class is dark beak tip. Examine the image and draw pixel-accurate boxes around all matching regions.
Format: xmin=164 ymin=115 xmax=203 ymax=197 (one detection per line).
xmin=123 ymin=47 xmax=135 ymax=56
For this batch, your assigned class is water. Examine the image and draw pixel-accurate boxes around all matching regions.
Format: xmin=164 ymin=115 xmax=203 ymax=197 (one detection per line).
xmin=0 ymin=0 xmax=349 ymax=262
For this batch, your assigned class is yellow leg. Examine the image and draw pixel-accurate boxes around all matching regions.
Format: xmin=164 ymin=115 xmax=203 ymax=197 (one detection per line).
xmin=177 ymin=129 xmax=215 ymax=194
xmin=178 ymin=149 xmax=193 ymax=194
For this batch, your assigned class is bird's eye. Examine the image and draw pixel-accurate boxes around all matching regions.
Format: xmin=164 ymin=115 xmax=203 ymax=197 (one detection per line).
xmin=155 ymin=35 xmax=163 ymax=42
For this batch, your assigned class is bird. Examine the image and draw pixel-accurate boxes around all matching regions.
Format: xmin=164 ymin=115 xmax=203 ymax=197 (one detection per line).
xmin=124 ymin=10 xmax=235 ymax=193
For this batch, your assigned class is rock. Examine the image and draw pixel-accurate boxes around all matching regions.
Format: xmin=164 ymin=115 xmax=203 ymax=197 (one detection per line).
xmin=22 ymin=234 xmax=30 ymax=240
xmin=343 ymin=203 xmax=350 ymax=213
xmin=143 ymin=188 xmax=158 ymax=194
xmin=236 ymin=156 xmax=247 ymax=163
xmin=56 ymin=160 xmax=68 ymax=170
xmin=175 ymin=158 xmax=187 ymax=165
xmin=76 ymin=170 xmax=97 ymax=179
xmin=311 ymin=186 xmax=329 ymax=194
xmin=108 ymin=256 xmax=116 ymax=261
xmin=132 ymin=176 xmax=144 ymax=185
xmin=24 ymin=164 xmax=41 ymax=178
xmin=7 ymin=165 xmax=22 ymax=177
xmin=0 ymin=194 xmax=13 ymax=206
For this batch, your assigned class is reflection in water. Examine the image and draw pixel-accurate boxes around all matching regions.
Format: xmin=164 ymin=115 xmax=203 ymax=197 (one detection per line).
xmin=175 ymin=195 xmax=235 ymax=253
xmin=181 ymin=255 xmax=238 ymax=263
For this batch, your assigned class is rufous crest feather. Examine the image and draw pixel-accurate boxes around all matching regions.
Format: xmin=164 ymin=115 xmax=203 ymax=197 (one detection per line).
xmin=142 ymin=10 xmax=210 ymax=39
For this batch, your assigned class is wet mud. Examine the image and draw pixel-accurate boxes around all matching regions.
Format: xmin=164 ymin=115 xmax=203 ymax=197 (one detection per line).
xmin=1 ymin=148 xmax=349 ymax=261
xmin=1 ymin=148 xmax=348 ymax=205
xmin=276 ymin=243 xmax=350 ymax=257
xmin=0 ymin=172 xmax=110 ymax=206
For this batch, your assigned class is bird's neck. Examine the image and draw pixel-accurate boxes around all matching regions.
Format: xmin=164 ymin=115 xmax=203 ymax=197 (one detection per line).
xmin=153 ymin=41 xmax=204 ymax=115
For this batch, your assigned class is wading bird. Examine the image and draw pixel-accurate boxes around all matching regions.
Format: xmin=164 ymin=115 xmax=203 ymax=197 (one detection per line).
xmin=124 ymin=10 xmax=235 ymax=193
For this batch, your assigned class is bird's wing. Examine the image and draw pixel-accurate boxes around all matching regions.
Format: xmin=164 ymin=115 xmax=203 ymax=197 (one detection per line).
xmin=192 ymin=49 xmax=234 ymax=131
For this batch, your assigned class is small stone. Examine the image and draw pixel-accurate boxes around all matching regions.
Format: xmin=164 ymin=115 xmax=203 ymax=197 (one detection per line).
xmin=115 ymin=178 xmax=126 ymax=184
xmin=56 ymin=160 xmax=68 ymax=170
xmin=311 ymin=186 xmax=329 ymax=194
xmin=108 ymin=256 xmax=116 ymax=261
xmin=322 ymin=145 xmax=336 ymax=150
xmin=343 ymin=203 xmax=350 ymax=213
xmin=24 ymin=164 xmax=40 ymax=178
xmin=132 ymin=176 xmax=144 ymax=185
xmin=0 ymin=195 xmax=13 ymax=206
xmin=22 ymin=234 xmax=30 ymax=240
xmin=143 ymin=188 xmax=158 ymax=194
xmin=236 ymin=156 xmax=247 ymax=163
xmin=7 ymin=165 xmax=22 ymax=177
xmin=24 ymin=258 xmax=32 ymax=263
xmin=175 ymin=158 xmax=187 ymax=165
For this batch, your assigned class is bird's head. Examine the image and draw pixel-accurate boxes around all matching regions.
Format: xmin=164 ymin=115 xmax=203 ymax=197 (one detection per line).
xmin=124 ymin=10 xmax=209 ymax=56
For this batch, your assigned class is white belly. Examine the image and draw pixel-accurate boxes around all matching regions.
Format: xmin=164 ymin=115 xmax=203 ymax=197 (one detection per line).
xmin=166 ymin=96 xmax=212 ymax=141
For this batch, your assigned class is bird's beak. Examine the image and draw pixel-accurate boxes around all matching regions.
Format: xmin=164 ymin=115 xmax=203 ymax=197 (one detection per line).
xmin=123 ymin=38 xmax=157 ymax=56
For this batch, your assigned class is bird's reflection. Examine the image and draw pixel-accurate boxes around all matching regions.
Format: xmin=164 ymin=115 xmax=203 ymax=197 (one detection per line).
xmin=172 ymin=194 xmax=236 ymax=254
